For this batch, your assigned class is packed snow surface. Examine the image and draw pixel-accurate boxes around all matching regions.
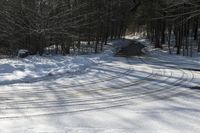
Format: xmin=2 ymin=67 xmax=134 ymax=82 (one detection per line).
xmin=0 ymin=38 xmax=199 ymax=133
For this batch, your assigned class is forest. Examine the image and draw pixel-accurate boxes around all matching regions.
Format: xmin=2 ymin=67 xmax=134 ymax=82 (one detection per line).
xmin=0 ymin=0 xmax=134 ymax=55
xmin=130 ymin=0 xmax=200 ymax=56
xmin=0 ymin=0 xmax=200 ymax=56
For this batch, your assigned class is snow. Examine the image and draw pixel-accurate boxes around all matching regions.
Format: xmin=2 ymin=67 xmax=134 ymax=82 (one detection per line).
xmin=0 ymin=38 xmax=199 ymax=133
xmin=0 ymin=50 xmax=114 ymax=85
xmin=109 ymin=39 xmax=130 ymax=49
xmin=18 ymin=49 xmax=29 ymax=54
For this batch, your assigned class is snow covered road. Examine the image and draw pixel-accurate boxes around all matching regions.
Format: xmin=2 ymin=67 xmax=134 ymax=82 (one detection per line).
xmin=0 ymin=41 xmax=200 ymax=132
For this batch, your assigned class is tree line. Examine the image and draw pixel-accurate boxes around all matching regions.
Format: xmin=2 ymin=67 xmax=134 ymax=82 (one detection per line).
xmin=0 ymin=0 xmax=135 ymax=56
xmin=129 ymin=0 xmax=200 ymax=56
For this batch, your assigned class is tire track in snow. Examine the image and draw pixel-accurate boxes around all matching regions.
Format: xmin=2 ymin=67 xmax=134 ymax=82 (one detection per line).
xmin=0 ymin=55 xmax=196 ymax=119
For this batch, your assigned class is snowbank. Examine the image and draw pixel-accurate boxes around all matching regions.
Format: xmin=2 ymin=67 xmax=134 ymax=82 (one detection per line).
xmin=107 ymin=39 xmax=131 ymax=53
xmin=126 ymin=35 xmax=200 ymax=70
xmin=0 ymin=40 xmax=126 ymax=85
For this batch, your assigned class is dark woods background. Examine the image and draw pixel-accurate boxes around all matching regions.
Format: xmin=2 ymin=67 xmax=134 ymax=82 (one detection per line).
xmin=0 ymin=0 xmax=134 ymax=56
xmin=0 ymin=0 xmax=200 ymax=56
xmin=129 ymin=0 xmax=200 ymax=56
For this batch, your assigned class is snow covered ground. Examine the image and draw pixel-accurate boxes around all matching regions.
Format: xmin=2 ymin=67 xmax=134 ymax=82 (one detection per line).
xmin=0 ymin=38 xmax=199 ymax=133
xmin=0 ymin=49 xmax=115 ymax=85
